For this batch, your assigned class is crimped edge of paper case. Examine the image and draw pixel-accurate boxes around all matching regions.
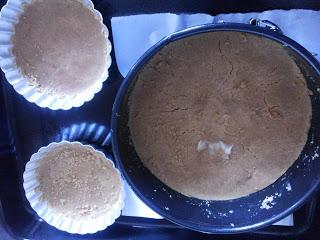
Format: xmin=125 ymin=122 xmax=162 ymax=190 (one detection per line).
xmin=0 ymin=0 xmax=112 ymax=110
xmin=23 ymin=141 xmax=125 ymax=234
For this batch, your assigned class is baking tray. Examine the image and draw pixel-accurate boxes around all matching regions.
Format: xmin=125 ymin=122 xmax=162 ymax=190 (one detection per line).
xmin=0 ymin=0 xmax=320 ymax=239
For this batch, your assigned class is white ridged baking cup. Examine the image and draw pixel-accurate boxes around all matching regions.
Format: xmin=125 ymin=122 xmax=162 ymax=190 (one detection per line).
xmin=0 ymin=0 xmax=112 ymax=110
xmin=23 ymin=141 xmax=125 ymax=234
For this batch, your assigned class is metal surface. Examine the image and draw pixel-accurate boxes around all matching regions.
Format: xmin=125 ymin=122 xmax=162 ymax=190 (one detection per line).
xmin=112 ymin=23 xmax=320 ymax=233
xmin=249 ymin=18 xmax=283 ymax=34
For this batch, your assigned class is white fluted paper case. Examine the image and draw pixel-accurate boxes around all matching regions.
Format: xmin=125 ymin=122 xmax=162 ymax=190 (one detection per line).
xmin=0 ymin=0 xmax=112 ymax=110
xmin=23 ymin=141 xmax=125 ymax=234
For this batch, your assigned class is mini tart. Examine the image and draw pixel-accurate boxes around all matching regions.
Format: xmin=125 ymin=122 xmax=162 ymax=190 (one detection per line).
xmin=23 ymin=141 xmax=124 ymax=234
xmin=0 ymin=0 xmax=111 ymax=109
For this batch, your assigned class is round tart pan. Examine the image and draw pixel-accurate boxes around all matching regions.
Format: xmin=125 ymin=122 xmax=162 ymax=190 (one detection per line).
xmin=111 ymin=23 xmax=320 ymax=233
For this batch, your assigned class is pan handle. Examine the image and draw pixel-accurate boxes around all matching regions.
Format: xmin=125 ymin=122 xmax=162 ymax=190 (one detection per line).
xmin=249 ymin=18 xmax=283 ymax=35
